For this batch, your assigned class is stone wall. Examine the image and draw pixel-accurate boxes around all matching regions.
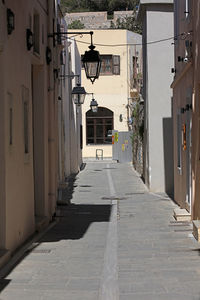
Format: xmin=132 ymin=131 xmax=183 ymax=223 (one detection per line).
xmin=65 ymin=10 xmax=133 ymax=29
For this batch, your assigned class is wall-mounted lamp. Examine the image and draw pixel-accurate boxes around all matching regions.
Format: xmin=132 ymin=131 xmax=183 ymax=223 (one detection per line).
xmin=53 ymin=68 xmax=59 ymax=80
xmin=59 ymin=73 xmax=87 ymax=105
xmin=46 ymin=47 xmax=52 ymax=65
xmin=119 ymin=114 xmax=123 ymax=122
xmin=90 ymin=98 xmax=98 ymax=113
xmin=171 ymin=68 xmax=176 ymax=74
xmin=48 ymin=31 xmax=101 ymax=84
xmin=181 ymin=104 xmax=192 ymax=114
xmin=72 ymin=84 xmax=86 ymax=106
xmin=7 ymin=8 xmax=15 ymax=35
xmin=181 ymin=107 xmax=185 ymax=114
xmin=26 ymin=29 xmax=33 ymax=51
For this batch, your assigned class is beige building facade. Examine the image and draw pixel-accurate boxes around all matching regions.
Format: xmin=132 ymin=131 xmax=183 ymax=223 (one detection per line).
xmin=0 ymin=0 xmax=82 ymax=267
xmin=70 ymin=29 xmax=142 ymax=158
xmin=171 ymin=0 xmax=193 ymax=215
xmin=192 ymin=0 xmax=200 ymax=220
xmin=172 ymin=0 xmax=200 ymax=221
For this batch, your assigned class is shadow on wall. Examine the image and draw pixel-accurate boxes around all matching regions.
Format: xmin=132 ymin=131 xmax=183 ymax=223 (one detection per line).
xmin=163 ymin=117 xmax=174 ymax=199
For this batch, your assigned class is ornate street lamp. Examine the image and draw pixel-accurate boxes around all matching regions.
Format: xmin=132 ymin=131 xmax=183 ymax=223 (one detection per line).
xmin=88 ymin=93 xmax=98 ymax=113
xmin=81 ymin=32 xmax=101 ymax=84
xmin=90 ymin=98 xmax=98 ymax=112
xmin=60 ymin=74 xmax=87 ymax=106
xmin=72 ymin=84 xmax=86 ymax=106
xmin=48 ymin=31 xmax=101 ymax=84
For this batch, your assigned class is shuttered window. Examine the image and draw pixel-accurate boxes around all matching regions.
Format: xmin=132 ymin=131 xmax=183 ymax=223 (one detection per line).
xmin=81 ymin=54 xmax=120 ymax=76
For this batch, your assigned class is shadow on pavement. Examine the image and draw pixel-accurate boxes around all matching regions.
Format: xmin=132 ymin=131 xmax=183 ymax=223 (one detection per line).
xmin=40 ymin=204 xmax=112 ymax=242
xmin=0 ymin=204 xmax=111 ymax=288
xmin=0 ymin=279 xmax=11 ymax=293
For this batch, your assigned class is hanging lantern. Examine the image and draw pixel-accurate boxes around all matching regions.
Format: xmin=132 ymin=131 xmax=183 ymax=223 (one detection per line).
xmin=72 ymin=84 xmax=86 ymax=106
xmin=90 ymin=98 xmax=98 ymax=112
xmin=82 ymin=33 xmax=101 ymax=84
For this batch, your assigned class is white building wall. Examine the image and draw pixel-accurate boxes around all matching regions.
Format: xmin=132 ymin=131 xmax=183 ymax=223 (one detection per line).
xmin=139 ymin=2 xmax=174 ymax=194
xmin=147 ymin=9 xmax=174 ymax=192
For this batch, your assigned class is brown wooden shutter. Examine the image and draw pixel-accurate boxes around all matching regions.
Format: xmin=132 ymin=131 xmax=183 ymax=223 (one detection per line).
xmin=112 ymin=55 xmax=120 ymax=75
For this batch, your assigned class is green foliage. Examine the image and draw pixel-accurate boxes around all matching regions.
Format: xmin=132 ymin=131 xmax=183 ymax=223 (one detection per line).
xmin=60 ymin=0 xmax=109 ymax=12
xmin=108 ymin=0 xmax=139 ymax=12
xmin=68 ymin=20 xmax=85 ymax=29
xmin=111 ymin=13 xmax=142 ymax=34
xmin=60 ymin=0 xmax=142 ymax=33
xmin=131 ymin=102 xmax=144 ymax=142
xmin=60 ymin=0 xmax=139 ymax=13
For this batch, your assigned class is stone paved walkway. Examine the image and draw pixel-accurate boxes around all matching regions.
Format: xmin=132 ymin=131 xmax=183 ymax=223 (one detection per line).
xmin=0 ymin=161 xmax=200 ymax=300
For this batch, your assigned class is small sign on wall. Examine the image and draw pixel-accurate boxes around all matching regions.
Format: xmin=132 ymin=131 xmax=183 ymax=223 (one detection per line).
xmin=182 ymin=123 xmax=186 ymax=151
xmin=112 ymin=135 xmax=114 ymax=144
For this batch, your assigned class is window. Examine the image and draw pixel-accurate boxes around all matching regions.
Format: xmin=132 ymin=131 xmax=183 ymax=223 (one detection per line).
xmin=81 ymin=55 xmax=120 ymax=75
xmin=33 ymin=12 xmax=40 ymax=54
xmin=7 ymin=92 xmax=13 ymax=147
xmin=9 ymin=107 xmax=13 ymax=145
xmin=22 ymin=86 xmax=30 ymax=157
xmin=86 ymin=107 xmax=113 ymax=145
xmin=24 ymin=101 xmax=29 ymax=154
xmin=100 ymin=55 xmax=113 ymax=75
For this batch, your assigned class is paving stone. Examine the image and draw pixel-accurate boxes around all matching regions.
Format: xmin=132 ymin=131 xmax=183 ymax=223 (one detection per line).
xmin=1 ymin=162 xmax=200 ymax=300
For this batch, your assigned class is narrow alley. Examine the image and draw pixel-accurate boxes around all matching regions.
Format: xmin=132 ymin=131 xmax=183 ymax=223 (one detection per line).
xmin=0 ymin=161 xmax=200 ymax=300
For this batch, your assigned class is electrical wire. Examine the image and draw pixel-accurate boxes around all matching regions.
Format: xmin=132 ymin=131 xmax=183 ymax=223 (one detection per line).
xmin=66 ymin=31 xmax=192 ymax=47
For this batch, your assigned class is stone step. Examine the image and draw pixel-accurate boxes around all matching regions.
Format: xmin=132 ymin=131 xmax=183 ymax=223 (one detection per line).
xmin=193 ymin=220 xmax=200 ymax=242
xmin=173 ymin=208 xmax=191 ymax=222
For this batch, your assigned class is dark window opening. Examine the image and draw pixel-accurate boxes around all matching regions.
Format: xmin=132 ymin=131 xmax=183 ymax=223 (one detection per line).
xmin=86 ymin=107 xmax=114 ymax=145
xmin=24 ymin=101 xmax=29 ymax=154
xmin=33 ymin=13 xmax=40 ymax=54
xmin=9 ymin=108 xmax=13 ymax=145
